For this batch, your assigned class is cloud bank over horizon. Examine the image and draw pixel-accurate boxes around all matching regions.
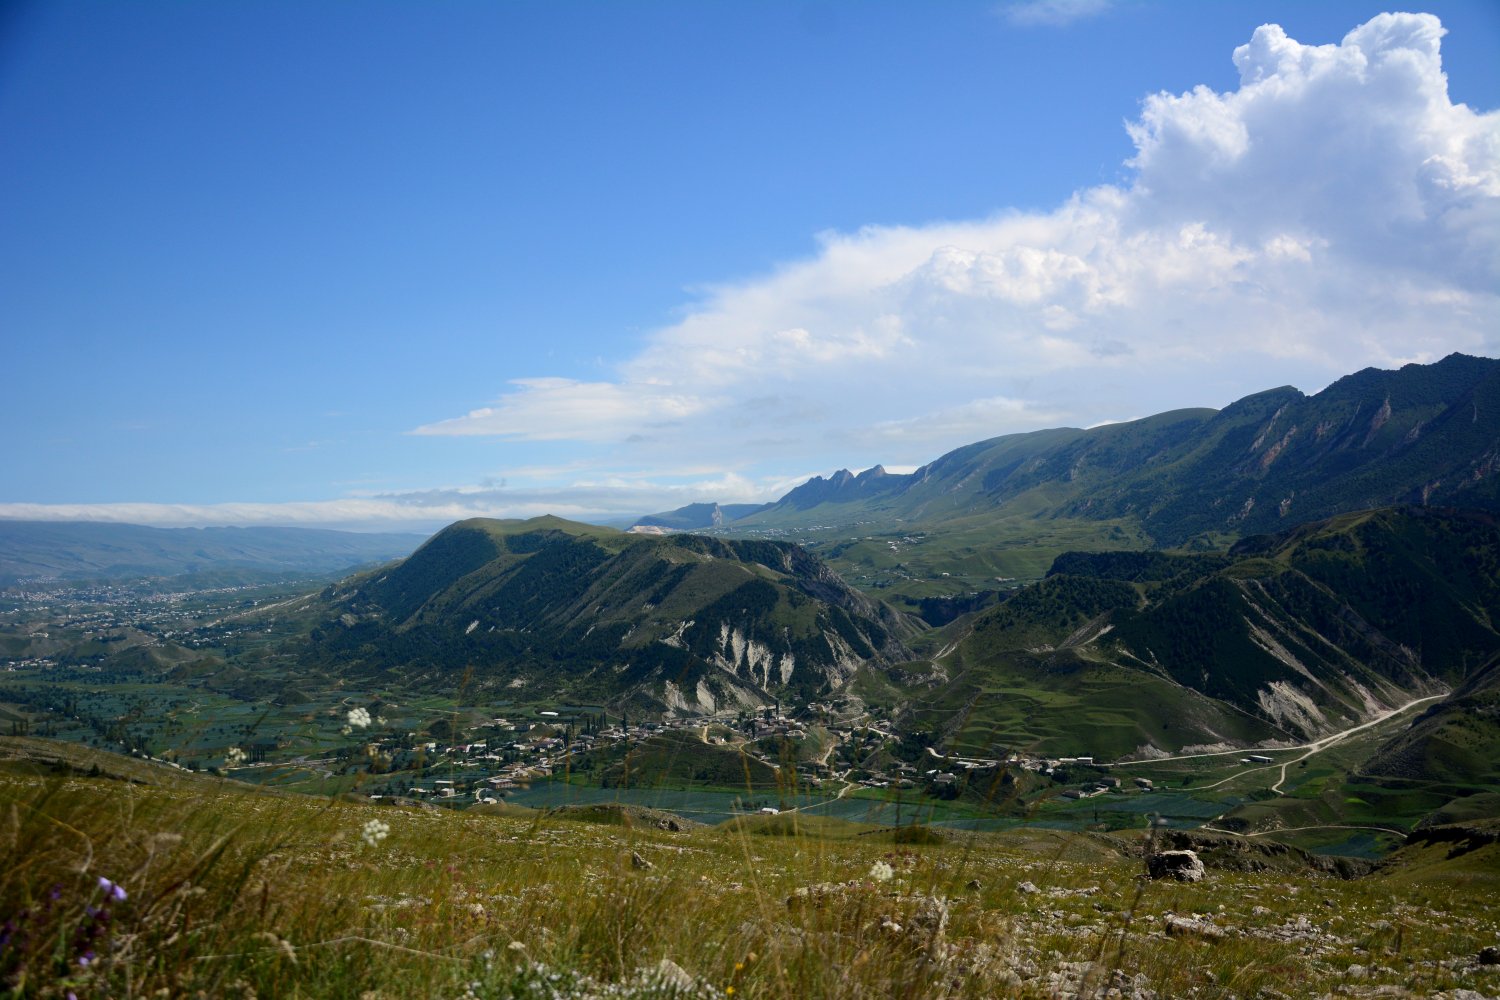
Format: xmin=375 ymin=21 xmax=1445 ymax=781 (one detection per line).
xmin=0 ymin=470 xmax=823 ymax=532
xmin=14 ymin=12 xmax=1500 ymax=529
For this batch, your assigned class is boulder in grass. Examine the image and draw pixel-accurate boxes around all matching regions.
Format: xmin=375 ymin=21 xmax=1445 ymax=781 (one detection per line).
xmin=1147 ymin=849 xmax=1206 ymax=882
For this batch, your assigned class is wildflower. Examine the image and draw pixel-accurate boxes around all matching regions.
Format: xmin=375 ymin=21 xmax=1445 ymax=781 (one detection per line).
xmin=868 ymin=861 xmax=895 ymax=883
xmin=224 ymin=747 xmax=247 ymax=767
xmin=361 ymin=818 xmax=390 ymax=848
xmin=97 ymin=876 xmax=127 ymax=901
xmin=347 ymin=707 xmax=372 ymax=728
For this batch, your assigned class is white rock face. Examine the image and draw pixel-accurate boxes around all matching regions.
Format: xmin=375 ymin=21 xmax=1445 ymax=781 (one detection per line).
xmin=663 ymin=680 xmax=715 ymax=714
xmin=658 ymin=620 xmax=695 ymax=649
xmin=1255 ymin=680 xmax=1327 ymax=736
xmin=662 ymin=676 xmax=765 ymax=716
xmin=713 ymin=623 xmax=789 ymax=689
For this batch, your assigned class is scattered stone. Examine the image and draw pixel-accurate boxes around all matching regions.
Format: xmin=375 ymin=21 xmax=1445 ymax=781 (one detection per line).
xmin=1017 ymin=880 xmax=1041 ymax=894
xmin=1048 ymin=885 xmax=1100 ymax=898
xmin=966 ymin=879 xmax=982 ymax=890
xmin=1163 ymin=914 xmax=1226 ymax=941
xmin=1346 ymin=964 xmax=1369 ymax=979
xmin=648 ymin=959 xmax=695 ymax=992
xmin=1146 ymin=849 xmax=1206 ymax=882
xmin=787 ymin=881 xmax=854 ymax=908
xmin=1479 ymin=945 xmax=1500 ymax=965
xmin=630 ymin=851 xmax=653 ymax=871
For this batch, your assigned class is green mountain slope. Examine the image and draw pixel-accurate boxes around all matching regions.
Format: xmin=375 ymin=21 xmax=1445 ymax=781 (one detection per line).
xmin=714 ymin=355 xmax=1500 ymax=598
xmin=907 ymin=507 xmax=1500 ymax=760
xmin=295 ymin=516 xmax=917 ymax=712
xmin=1364 ymin=651 xmax=1500 ymax=790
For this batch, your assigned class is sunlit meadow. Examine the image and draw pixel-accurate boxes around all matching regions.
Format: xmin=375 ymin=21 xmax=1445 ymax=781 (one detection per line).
xmin=2 ymin=736 xmax=1497 ymax=999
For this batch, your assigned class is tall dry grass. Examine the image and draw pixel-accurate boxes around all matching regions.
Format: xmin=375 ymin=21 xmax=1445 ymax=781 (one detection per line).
xmin=2 ymin=765 xmax=1496 ymax=999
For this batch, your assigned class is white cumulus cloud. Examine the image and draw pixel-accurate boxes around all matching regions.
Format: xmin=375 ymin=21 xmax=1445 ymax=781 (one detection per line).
xmin=416 ymin=13 xmax=1497 ymax=497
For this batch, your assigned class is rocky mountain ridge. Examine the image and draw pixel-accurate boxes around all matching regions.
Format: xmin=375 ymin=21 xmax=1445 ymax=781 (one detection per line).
xmin=294 ymin=516 xmax=917 ymax=714
xmin=636 ymin=354 xmax=1500 ymax=547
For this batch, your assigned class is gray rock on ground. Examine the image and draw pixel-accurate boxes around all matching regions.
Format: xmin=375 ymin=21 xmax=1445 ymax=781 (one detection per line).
xmin=1147 ymin=849 xmax=1206 ymax=882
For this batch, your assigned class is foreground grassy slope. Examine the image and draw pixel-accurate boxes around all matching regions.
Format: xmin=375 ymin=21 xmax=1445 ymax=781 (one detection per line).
xmin=3 ymin=737 xmax=1498 ymax=999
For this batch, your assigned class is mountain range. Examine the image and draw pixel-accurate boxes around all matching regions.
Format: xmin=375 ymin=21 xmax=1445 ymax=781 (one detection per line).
xmin=638 ymin=352 xmax=1500 ymax=548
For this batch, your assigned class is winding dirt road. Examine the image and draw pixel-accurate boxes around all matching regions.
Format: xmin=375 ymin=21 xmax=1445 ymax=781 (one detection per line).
xmin=1189 ymin=692 xmax=1446 ymax=794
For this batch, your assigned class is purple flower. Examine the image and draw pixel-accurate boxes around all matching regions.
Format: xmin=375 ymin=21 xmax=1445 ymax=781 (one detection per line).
xmin=97 ymin=876 xmax=126 ymax=901
xmin=78 ymin=950 xmax=94 ymax=967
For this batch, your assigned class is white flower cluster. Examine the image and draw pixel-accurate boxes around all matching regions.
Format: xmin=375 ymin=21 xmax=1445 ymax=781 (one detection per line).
xmin=869 ymin=860 xmax=895 ymax=883
xmin=347 ymin=707 xmax=372 ymax=728
xmin=223 ymin=747 xmax=247 ymax=768
xmin=361 ymin=818 xmax=390 ymax=848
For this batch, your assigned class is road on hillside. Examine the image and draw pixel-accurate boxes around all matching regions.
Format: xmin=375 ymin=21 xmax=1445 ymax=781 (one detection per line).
xmin=1233 ymin=823 xmax=1409 ymax=838
xmin=211 ymin=590 xmax=318 ymax=626
xmin=1186 ymin=692 xmax=1447 ymax=793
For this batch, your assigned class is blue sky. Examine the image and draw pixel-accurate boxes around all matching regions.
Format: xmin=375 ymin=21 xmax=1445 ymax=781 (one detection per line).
xmin=3 ymin=1 xmax=1498 ymax=530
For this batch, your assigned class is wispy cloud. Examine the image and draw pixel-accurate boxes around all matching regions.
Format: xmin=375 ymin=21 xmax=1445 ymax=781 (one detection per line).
xmin=859 ymin=396 xmax=1066 ymax=447
xmin=410 ymin=378 xmax=706 ymax=441
xmin=998 ymin=0 xmax=1113 ymax=28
